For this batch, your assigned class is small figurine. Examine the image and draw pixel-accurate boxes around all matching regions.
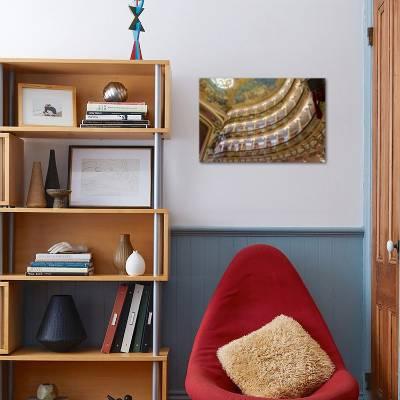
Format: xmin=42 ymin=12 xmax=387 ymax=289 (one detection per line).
xmin=106 ymin=394 xmax=133 ymax=400
xmin=37 ymin=384 xmax=57 ymax=400
xmin=28 ymin=383 xmax=68 ymax=400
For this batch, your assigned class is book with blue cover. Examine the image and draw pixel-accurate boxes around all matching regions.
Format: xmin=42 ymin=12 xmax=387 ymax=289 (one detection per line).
xmin=30 ymin=262 xmax=93 ymax=268
xmin=30 ymin=261 xmax=93 ymax=268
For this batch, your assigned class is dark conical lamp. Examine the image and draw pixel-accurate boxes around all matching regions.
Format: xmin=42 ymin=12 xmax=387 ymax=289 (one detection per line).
xmin=36 ymin=295 xmax=87 ymax=352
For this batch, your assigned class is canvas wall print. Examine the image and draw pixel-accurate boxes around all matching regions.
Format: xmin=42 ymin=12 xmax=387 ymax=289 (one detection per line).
xmin=199 ymin=78 xmax=326 ymax=163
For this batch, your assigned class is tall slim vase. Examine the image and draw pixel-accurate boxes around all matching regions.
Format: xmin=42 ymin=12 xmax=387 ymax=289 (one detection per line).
xmin=44 ymin=149 xmax=60 ymax=207
xmin=113 ymin=234 xmax=133 ymax=275
xmin=26 ymin=162 xmax=46 ymax=208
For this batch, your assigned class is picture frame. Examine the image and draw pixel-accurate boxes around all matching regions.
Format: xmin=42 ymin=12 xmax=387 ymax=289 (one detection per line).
xmin=18 ymin=83 xmax=76 ymax=127
xmin=68 ymin=146 xmax=154 ymax=208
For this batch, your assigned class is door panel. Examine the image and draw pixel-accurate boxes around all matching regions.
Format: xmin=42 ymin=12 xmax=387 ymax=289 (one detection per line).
xmin=372 ymin=0 xmax=399 ymax=398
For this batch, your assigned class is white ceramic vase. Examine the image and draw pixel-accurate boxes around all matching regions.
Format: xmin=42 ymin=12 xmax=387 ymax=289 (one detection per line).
xmin=125 ymin=250 xmax=146 ymax=276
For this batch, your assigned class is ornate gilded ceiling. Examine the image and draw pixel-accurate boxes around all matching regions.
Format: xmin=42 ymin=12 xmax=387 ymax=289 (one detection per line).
xmin=199 ymin=78 xmax=326 ymax=163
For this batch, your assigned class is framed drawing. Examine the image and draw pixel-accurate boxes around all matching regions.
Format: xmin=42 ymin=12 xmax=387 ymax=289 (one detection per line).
xmin=68 ymin=146 xmax=153 ymax=208
xmin=18 ymin=83 xmax=76 ymax=127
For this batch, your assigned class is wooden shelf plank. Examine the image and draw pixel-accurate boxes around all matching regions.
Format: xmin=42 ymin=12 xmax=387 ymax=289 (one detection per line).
xmin=0 ymin=274 xmax=168 ymax=282
xmin=0 ymin=126 xmax=170 ymax=140
xmin=0 ymin=59 xmax=170 ymax=75
xmin=0 ymin=347 xmax=169 ymax=361
xmin=0 ymin=207 xmax=167 ymax=214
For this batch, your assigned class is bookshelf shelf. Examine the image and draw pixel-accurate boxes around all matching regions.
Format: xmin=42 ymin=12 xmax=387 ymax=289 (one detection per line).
xmin=0 ymin=274 xmax=168 ymax=282
xmin=0 ymin=58 xmax=170 ymax=75
xmin=0 ymin=126 xmax=170 ymax=140
xmin=0 ymin=347 xmax=169 ymax=362
xmin=0 ymin=207 xmax=168 ymax=214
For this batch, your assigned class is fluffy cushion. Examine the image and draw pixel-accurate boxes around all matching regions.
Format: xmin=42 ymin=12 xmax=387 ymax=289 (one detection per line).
xmin=217 ymin=315 xmax=335 ymax=399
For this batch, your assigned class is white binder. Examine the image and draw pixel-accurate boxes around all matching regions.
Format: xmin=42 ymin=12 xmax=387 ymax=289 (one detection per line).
xmin=120 ymin=284 xmax=144 ymax=353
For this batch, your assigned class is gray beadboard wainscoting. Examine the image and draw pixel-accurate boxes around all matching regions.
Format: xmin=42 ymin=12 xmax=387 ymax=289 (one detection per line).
xmin=164 ymin=228 xmax=365 ymax=400
xmin=22 ymin=228 xmax=365 ymax=400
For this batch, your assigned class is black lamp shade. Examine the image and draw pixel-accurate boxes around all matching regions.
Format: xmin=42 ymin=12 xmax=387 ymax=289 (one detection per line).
xmin=37 ymin=295 xmax=87 ymax=352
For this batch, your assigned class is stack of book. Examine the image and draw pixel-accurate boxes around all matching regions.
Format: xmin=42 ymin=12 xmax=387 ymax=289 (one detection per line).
xmin=101 ymin=283 xmax=153 ymax=354
xmin=26 ymin=253 xmax=93 ymax=276
xmin=80 ymin=102 xmax=150 ymax=128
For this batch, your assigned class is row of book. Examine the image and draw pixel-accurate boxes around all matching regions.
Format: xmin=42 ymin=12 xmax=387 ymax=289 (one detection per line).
xmin=80 ymin=101 xmax=150 ymax=128
xmin=101 ymin=283 xmax=152 ymax=353
xmin=26 ymin=253 xmax=93 ymax=276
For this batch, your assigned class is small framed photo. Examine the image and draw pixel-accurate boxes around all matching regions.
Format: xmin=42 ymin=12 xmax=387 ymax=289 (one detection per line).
xmin=18 ymin=83 xmax=76 ymax=127
xmin=68 ymin=146 xmax=153 ymax=208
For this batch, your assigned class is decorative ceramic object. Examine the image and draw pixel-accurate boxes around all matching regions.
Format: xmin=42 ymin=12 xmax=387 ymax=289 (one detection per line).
xmin=37 ymin=384 xmax=57 ymax=400
xmin=46 ymin=189 xmax=71 ymax=208
xmin=26 ymin=161 xmax=47 ymax=208
xmin=125 ymin=250 xmax=145 ymax=276
xmin=103 ymin=82 xmax=128 ymax=102
xmin=36 ymin=295 xmax=87 ymax=352
xmin=48 ymin=242 xmax=88 ymax=254
xmin=44 ymin=150 xmax=60 ymax=207
xmin=113 ymin=234 xmax=133 ymax=275
xmin=129 ymin=0 xmax=145 ymax=60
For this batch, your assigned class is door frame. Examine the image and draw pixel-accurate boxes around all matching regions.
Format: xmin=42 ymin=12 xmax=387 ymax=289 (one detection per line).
xmin=364 ymin=0 xmax=374 ymax=399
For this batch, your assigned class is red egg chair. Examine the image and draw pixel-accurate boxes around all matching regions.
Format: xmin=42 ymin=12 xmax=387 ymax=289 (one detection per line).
xmin=185 ymin=244 xmax=359 ymax=400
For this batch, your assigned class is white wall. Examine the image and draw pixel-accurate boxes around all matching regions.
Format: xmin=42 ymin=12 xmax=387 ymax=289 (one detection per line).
xmin=0 ymin=0 xmax=364 ymax=228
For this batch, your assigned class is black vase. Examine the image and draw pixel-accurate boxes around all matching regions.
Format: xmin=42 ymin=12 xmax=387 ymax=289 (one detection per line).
xmin=37 ymin=295 xmax=87 ymax=352
xmin=44 ymin=149 xmax=60 ymax=207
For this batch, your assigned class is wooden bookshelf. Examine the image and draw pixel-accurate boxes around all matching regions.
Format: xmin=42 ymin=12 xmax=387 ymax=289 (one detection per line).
xmin=0 ymin=58 xmax=170 ymax=400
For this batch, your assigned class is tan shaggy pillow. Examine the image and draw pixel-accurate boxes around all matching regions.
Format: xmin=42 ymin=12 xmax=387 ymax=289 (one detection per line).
xmin=217 ymin=315 xmax=335 ymax=399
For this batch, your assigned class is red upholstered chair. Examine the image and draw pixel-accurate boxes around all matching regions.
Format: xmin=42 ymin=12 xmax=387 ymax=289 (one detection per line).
xmin=185 ymin=244 xmax=359 ymax=400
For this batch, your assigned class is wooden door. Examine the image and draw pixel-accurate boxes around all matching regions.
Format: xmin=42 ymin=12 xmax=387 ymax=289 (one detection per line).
xmin=372 ymin=0 xmax=399 ymax=398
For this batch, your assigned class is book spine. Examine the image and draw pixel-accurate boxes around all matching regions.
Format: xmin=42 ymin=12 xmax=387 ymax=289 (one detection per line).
xmin=132 ymin=285 xmax=151 ymax=352
xmin=88 ymin=101 xmax=145 ymax=105
xmin=27 ymin=267 xmax=93 ymax=273
xmin=85 ymin=114 xmax=143 ymax=121
xmin=80 ymin=123 xmax=149 ymax=128
xmin=35 ymin=253 xmax=92 ymax=262
xmin=82 ymin=119 xmax=149 ymax=124
xmin=87 ymin=111 xmax=145 ymax=116
xmin=26 ymin=271 xmax=93 ymax=276
xmin=101 ymin=284 xmax=129 ymax=353
xmin=30 ymin=262 xmax=92 ymax=268
xmin=87 ymin=104 xmax=147 ymax=113
xmin=120 ymin=284 xmax=144 ymax=353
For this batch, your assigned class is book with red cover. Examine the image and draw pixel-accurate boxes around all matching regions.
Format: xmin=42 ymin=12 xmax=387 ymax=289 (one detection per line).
xmin=101 ymin=284 xmax=129 ymax=353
